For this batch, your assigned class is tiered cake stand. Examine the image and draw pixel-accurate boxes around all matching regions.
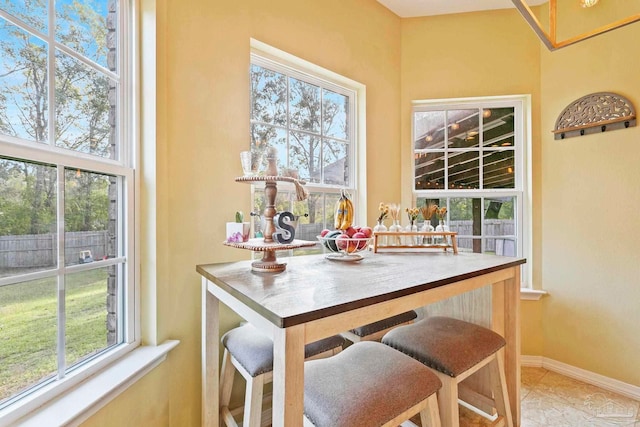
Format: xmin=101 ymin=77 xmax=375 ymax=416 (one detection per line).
xmin=223 ymin=154 xmax=316 ymax=272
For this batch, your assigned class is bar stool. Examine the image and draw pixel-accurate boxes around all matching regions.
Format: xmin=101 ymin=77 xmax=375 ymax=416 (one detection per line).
xmin=219 ymin=323 xmax=345 ymax=427
xmin=304 ymin=341 xmax=442 ymax=427
xmin=340 ymin=310 xmax=418 ymax=343
xmin=382 ymin=316 xmax=513 ymax=427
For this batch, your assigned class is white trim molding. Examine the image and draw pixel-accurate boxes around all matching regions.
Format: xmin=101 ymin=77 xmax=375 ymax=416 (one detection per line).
xmin=3 ymin=341 xmax=179 ymax=427
xmin=521 ymin=355 xmax=640 ymax=401
xmin=520 ymin=288 xmax=547 ymax=301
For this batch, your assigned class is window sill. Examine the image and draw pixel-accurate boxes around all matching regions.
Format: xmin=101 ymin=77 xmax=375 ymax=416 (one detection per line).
xmin=520 ymin=288 xmax=547 ymax=300
xmin=9 ymin=340 xmax=179 ymax=427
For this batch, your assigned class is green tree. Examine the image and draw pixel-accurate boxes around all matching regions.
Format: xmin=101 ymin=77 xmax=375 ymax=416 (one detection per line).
xmin=0 ymin=1 xmax=112 ymax=236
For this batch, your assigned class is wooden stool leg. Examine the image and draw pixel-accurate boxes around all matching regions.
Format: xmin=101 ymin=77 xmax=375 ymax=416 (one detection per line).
xmin=219 ymin=350 xmax=238 ymax=426
xmin=433 ymin=370 xmax=459 ymax=427
xmin=243 ymin=374 xmax=264 ymax=427
xmin=419 ymin=393 xmax=442 ymax=427
xmin=220 ymin=350 xmax=235 ymax=409
xmin=489 ymin=354 xmax=513 ymax=427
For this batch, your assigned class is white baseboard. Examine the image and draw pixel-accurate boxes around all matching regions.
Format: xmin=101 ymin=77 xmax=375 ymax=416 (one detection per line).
xmin=521 ymin=355 xmax=640 ymax=401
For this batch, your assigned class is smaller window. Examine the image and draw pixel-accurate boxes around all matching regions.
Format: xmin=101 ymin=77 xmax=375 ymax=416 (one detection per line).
xmin=412 ymin=96 xmax=530 ymax=286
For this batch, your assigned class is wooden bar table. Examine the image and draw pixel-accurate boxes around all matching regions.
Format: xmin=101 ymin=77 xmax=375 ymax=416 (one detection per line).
xmin=197 ymin=251 xmax=525 ymax=427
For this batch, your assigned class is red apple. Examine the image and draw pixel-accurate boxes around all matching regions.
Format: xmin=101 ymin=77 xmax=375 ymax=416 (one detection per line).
xmin=360 ymin=226 xmax=373 ymax=238
xmin=353 ymin=231 xmax=368 ymax=249
xmin=336 ymin=234 xmax=350 ymax=250
xmin=320 ymin=228 xmax=331 ymax=237
xmin=347 ymin=241 xmax=358 ymax=253
xmin=345 ymin=226 xmax=357 ymax=237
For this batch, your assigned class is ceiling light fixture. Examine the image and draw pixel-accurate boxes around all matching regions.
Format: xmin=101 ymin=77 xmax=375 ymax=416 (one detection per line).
xmin=482 ymin=110 xmax=492 ymax=118
xmin=450 ymin=122 xmax=460 ymax=130
xmin=580 ymin=0 xmax=598 ymax=7
xmin=511 ymin=0 xmax=640 ymax=50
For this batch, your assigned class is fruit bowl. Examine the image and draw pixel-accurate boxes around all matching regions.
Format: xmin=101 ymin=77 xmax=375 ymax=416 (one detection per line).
xmin=316 ymin=234 xmax=373 ymax=261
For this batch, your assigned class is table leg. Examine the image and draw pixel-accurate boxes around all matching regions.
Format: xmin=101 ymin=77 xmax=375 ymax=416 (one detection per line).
xmin=272 ymin=324 xmax=306 ymax=427
xmin=202 ymin=278 xmax=220 ymax=427
xmin=492 ymin=267 xmax=521 ymax=426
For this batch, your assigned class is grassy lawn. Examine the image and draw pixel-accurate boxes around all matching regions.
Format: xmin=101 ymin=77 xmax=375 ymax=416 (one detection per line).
xmin=0 ymin=269 xmax=111 ymax=403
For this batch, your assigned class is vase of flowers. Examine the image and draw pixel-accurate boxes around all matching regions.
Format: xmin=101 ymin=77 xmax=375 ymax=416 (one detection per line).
xmin=388 ymin=203 xmax=402 ymax=245
xmin=435 ymin=206 xmax=449 ymax=245
xmin=405 ymin=207 xmax=420 ymax=245
xmin=373 ymin=202 xmax=389 ymax=245
xmin=419 ymin=203 xmax=437 ymax=245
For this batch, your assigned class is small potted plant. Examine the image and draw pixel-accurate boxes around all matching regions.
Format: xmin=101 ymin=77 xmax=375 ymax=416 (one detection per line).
xmin=226 ymin=211 xmax=251 ymax=243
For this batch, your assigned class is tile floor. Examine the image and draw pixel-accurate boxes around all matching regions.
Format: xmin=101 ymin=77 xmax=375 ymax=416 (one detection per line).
xmin=458 ymin=367 xmax=640 ymax=427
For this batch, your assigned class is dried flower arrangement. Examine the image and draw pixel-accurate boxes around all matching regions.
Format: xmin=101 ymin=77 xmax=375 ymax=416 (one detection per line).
xmin=420 ymin=203 xmax=438 ymax=222
xmin=437 ymin=206 xmax=447 ymax=221
xmin=388 ymin=203 xmax=401 ymax=222
xmin=377 ymin=203 xmax=389 ymax=222
xmin=405 ymin=207 xmax=419 ymax=226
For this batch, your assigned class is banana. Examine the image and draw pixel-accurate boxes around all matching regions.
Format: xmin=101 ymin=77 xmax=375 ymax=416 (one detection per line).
xmin=340 ymin=200 xmax=351 ymax=229
xmin=335 ymin=190 xmax=354 ymax=230
xmin=334 ymin=193 xmax=345 ymax=229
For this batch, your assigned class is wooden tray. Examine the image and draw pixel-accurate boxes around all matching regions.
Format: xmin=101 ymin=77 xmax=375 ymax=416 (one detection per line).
xmin=372 ymin=231 xmax=458 ymax=254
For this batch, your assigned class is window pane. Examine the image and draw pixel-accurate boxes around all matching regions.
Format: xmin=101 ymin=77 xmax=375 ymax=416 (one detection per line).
xmin=55 ymin=49 xmax=117 ymax=159
xmin=323 ymin=138 xmax=348 ymax=186
xmin=289 ymin=131 xmax=321 ymax=183
xmin=415 ymin=151 xmax=445 ymax=189
xmin=484 ymin=196 xmax=515 ymax=231
xmin=250 ymin=64 xmax=287 ymax=126
xmin=483 ymin=150 xmax=515 ymax=189
xmin=64 ymin=169 xmax=117 ymax=266
xmin=55 ymin=0 xmax=114 ymax=70
xmin=483 ymin=107 xmax=514 ymax=147
xmin=289 ymin=77 xmax=320 ymax=133
xmin=0 ymin=19 xmax=48 ymax=143
xmin=250 ymin=124 xmax=286 ymax=174
xmin=65 ymin=267 xmax=119 ymax=369
xmin=0 ymin=158 xmax=57 ymax=278
xmin=0 ymin=276 xmax=57 ymax=405
xmin=322 ymin=89 xmax=348 ymax=140
xmin=0 ymin=0 xmax=48 ymax=33
xmin=449 ymin=197 xmax=483 ymax=253
xmin=448 ymin=109 xmax=479 ymax=148
xmin=485 ymin=197 xmax=516 ymax=255
xmin=414 ymin=111 xmax=444 ymax=150
xmin=448 ymin=151 xmax=479 ymax=190
xmin=325 ymin=192 xmax=341 ymax=231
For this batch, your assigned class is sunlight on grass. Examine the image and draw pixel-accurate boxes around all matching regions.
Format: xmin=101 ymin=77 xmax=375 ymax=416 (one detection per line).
xmin=0 ymin=269 xmax=112 ymax=404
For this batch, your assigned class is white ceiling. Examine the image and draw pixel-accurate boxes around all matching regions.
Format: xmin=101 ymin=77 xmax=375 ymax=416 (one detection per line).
xmin=377 ymin=0 xmax=545 ymax=18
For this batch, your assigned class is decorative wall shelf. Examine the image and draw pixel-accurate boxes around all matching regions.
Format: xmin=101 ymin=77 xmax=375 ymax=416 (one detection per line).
xmin=553 ymin=92 xmax=636 ymax=140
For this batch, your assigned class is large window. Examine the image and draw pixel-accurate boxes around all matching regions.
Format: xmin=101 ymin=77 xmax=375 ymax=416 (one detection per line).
xmin=412 ymin=96 xmax=530 ymax=283
xmin=0 ymin=0 xmax=135 ymax=418
xmin=250 ymin=50 xmax=359 ymax=246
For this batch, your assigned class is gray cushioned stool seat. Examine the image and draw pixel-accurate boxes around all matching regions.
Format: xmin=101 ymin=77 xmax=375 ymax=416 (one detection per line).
xmin=304 ymin=341 xmax=442 ymax=427
xmin=221 ymin=323 xmax=345 ymax=377
xmin=382 ymin=316 xmax=506 ymax=377
xmin=348 ymin=310 xmax=417 ymax=338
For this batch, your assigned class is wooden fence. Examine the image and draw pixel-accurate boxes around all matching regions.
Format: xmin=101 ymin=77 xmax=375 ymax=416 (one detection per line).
xmin=0 ymin=231 xmax=109 ymax=269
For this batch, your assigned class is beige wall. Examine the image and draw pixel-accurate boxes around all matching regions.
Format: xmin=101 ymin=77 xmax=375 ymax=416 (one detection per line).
xmin=539 ymin=0 xmax=640 ymax=385
xmin=82 ymin=0 xmax=401 ymax=424
xmin=81 ymin=2 xmax=639 ymax=425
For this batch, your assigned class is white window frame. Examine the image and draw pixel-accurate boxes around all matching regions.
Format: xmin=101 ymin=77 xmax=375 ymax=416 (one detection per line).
xmin=412 ymin=95 xmax=532 ymax=288
xmin=250 ymin=39 xmax=367 ymax=232
xmin=0 ymin=0 xmax=139 ymax=422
